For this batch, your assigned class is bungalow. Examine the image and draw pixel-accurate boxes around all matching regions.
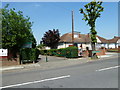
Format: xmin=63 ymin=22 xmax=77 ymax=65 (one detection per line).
xmin=107 ymin=36 xmax=120 ymax=49
xmin=58 ymin=32 xmax=91 ymax=50
xmin=58 ymin=32 xmax=120 ymax=50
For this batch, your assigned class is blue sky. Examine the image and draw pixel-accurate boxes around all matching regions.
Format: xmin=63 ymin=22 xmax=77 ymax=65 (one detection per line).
xmin=2 ymin=2 xmax=118 ymax=45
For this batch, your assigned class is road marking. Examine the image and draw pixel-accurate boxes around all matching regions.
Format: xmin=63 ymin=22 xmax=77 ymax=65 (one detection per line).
xmin=96 ymin=65 xmax=120 ymax=72
xmin=1 ymin=75 xmax=70 ymax=89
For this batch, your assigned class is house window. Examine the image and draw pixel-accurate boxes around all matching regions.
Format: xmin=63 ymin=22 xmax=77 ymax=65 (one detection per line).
xmin=74 ymin=35 xmax=78 ymax=38
xmin=74 ymin=43 xmax=78 ymax=47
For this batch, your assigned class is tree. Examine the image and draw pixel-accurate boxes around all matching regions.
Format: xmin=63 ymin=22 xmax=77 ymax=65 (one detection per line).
xmin=37 ymin=44 xmax=45 ymax=49
xmin=2 ymin=4 xmax=36 ymax=55
xmin=41 ymin=29 xmax=60 ymax=49
xmin=28 ymin=33 xmax=37 ymax=48
xmin=79 ymin=1 xmax=104 ymax=58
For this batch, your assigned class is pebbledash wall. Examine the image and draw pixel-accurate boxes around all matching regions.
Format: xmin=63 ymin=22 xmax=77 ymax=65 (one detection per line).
xmin=58 ymin=43 xmax=92 ymax=50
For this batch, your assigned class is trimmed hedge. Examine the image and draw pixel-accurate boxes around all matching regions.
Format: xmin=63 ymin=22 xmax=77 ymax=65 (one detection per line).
xmin=39 ymin=46 xmax=78 ymax=58
xmin=65 ymin=46 xmax=78 ymax=58
xmin=20 ymin=48 xmax=40 ymax=63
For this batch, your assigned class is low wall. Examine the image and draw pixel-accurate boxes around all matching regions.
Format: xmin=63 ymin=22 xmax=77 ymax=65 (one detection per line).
xmin=82 ymin=48 xmax=106 ymax=57
xmin=96 ymin=48 xmax=106 ymax=56
xmin=0 ymin=55 xmax=20 ymax=66
xmin=118 ymin=46 xmax=120 ymax=53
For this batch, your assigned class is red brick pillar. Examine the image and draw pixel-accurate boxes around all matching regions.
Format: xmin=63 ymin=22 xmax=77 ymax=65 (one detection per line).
xmin=83 ymin=50 xmax=89 ymax=57
xmin=118 ymin=46 xmax=120 ymax=53
xmin=102 ymin=47 xmax=106 ymax=55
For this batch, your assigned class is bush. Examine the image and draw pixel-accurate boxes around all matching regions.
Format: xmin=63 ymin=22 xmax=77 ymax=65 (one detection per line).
xmin=47 ymin=49 xmax=57 ymax=56
xmin=20 ymin=48 xmax=40 ymax=63
xmin=39 ymin=46 xmax=78 ymax=58
xmin=39 ymin=50 xmax=45 ymax=55
xmin=65 ymin=46 xmax=78 ymax=58
xmin=56 ymin=48 xmax=66 ymax=57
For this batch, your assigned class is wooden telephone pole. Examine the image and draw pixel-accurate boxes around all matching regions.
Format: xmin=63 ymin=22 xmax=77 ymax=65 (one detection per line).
xmin=72 ymin=10 xmax=74 ymax=45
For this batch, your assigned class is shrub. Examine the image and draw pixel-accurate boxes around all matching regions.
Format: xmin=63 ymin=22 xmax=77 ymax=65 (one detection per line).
xmin=65 ymin=46 xmax=78 ymax=58
xmin=47 ymin=49 xmax=57 ymax=56
xmin=39 ymin=50 xmax=45 ymax=55
xmin=56 ymin=48 xmax=66 ymax=57
xmin=20 ymin=48 xmax=40 ymax=63
xmin=39 ymin=46 xmax=78 ymax=58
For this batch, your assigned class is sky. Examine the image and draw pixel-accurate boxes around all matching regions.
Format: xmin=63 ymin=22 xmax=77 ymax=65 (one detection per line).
xmin=2 ymin=2 xmax=118 ymax=45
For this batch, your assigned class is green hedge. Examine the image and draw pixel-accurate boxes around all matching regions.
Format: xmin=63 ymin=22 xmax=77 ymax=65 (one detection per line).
xmin=20 ymin=48 xmax=40 ymax=63
xmin=39 ymin=46 xmax=78 ymax=58
xmin=65 ymin=46 xmax=78 ymax=58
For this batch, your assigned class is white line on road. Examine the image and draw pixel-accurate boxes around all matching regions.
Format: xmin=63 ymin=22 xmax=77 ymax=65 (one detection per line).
xmin=1 ymin=75 xmax=70 ymax=89
xmin=96 ymin=65 xmax=120 ymax=72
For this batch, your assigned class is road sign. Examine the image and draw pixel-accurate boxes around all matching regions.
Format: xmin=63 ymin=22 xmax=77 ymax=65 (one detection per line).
xmin=0 ymin=49 xmax=8 ymax=56
xmin=22 ymin=42 xmax=32 ymax=48
xmin=92 ymin=51 xmax=101 ymax=53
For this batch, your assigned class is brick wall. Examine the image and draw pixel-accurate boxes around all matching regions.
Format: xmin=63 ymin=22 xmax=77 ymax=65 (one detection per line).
xmin=82 ymin=48 xmax=106 ymax=57
xmin=0 ymin=54 xmax=20 ymax=66
xmin=96 ymin=48 xmax=106 ymax=56
xmin=118 ymin=46 xmax=120 ymax=53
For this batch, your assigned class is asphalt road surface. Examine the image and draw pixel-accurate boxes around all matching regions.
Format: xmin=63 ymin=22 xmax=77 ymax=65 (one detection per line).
xmin=1 ymin=57 xmax=119 ymax=88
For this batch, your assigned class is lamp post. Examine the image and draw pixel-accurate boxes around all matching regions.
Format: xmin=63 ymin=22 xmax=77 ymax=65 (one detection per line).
xmin=44 ymin=50 xmax=48 ymax=62
xmin=72 ymin=10 xmax=74 ymax=45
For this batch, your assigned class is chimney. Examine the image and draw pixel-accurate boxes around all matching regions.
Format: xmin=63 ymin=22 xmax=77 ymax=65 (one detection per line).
xmin=88 ymin=33 xmax=90 ymax=37
xmin=114 ymin=36 xmax=117 ymax=38
xmin=79 ymin=32 xmax=81 ymax=38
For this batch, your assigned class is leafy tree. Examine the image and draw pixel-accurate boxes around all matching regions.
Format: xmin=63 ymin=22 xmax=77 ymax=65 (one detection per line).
xmin=80 ymin=1 xmax=104 ymax=51
xmin=37 ymin=44 xmax=45 ymax=49
xmin=2 ymin=4 xmax=36 ymax=56
xmin=41 ymin=29 xmax=60 ymax=49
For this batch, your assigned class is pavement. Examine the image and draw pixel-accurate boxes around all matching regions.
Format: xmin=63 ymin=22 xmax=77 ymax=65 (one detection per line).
xmin=0 ymin=52 xmax=119 ymax=71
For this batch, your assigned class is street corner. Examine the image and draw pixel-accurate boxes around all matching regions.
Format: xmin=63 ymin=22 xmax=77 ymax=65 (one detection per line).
xmin=21 ymin=63 xmax=41 ymax=69
xmin=0 ymin=66 xmax=24 ymax=71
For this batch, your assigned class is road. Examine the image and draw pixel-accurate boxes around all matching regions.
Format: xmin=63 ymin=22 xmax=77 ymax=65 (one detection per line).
xmin=1 ymin=57 xmax=119 ymax=88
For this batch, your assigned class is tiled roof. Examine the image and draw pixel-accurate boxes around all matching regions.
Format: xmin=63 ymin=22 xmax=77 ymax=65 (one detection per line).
xmin=107 ymin=37 xmax=120 ymax=43
xmin=97 ymin=36 xmax=108 ymax=43
xmin=59 ymin=33 xmax=120 ymax=43
xmin=59 ymin=33 xmax=90 ymax=43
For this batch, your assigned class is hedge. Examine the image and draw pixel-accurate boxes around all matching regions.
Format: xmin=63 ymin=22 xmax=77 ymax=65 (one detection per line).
xmin=20 ymin=48 xmax=40 ymax=63
xmin=39 ymin=46 xmax=78 ymax=58
xmin=65 ymin=46 xmax=78 ymax=58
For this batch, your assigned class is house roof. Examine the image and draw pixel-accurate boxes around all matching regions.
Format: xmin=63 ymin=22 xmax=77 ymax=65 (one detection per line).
xmin=59 ymin=33 xmax=90 ymax=43
xmin=59 ymin=32 xmax=120 ymax=44
xmin=97 ymin=36 xmax=108 ymax=43
xmin=107 ymin=37 xmax=120 ymax=43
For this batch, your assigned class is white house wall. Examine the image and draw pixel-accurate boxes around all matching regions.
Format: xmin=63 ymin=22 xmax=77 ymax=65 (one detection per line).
xmin=57 ymin=43 xmax=73 ymax=49
xmin=101 ymin=44 xmax=108 ymax=48
xmin=77 ymin=43 xmax=92 ymax=50
xmin=45 ymin=47 xmax=50 ymax=50
xmin=109 ymin=43 xmax=116 ymax=48
xmin=96 ymin=43 xmax=102 ymax=49
xmin=117 ymin=39 xmax=120 ymax=46
xmin=96 ymin=37 xmax=102 ymax=43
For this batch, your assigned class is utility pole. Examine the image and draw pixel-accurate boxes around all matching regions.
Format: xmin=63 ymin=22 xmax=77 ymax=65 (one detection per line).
xmin=72 ymin=10 xmax=74 ymax=45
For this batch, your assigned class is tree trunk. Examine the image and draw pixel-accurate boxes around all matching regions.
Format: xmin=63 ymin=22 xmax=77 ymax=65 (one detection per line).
xmin=91 ymin=42 xmax=96 ymax=51
xmin=51 ymin=44 xmax=58 ymax=49
xmin=91 ymin=42 xmax=98 ymax=59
